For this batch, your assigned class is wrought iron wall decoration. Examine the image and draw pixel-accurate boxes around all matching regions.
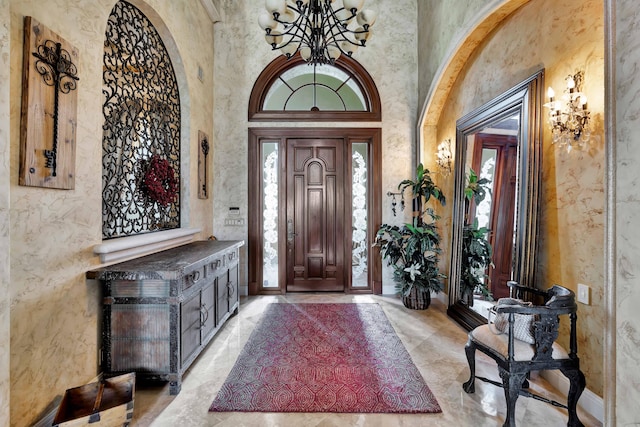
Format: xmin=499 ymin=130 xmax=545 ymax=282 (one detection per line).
xmin=198 ymin=131 xmax=210 ymax=199
xmin=102 ymin=1 xmax=181 ymax=239
xmin=386 ymin=191 xmax=404 ymax=216
xmin=20 ymin=17 xmax=79 ymax=189
xmin=33 ymin=40 xmax=79 ymax=177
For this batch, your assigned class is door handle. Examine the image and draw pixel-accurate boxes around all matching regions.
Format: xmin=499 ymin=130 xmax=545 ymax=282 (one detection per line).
xmin=287 ymin=219 xmax=297 ymax=242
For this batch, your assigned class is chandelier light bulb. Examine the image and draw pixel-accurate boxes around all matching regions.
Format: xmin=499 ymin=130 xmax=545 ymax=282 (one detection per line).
xmin=258 ymin=11 xmax=278 ymax=31
xmin=279 ymin=8 xmax=296 ymax=24
xmin=265 ymin=0 xmax=288 ymax=16
xmin=343 ymin=0 xmax=365 ymax=14
xmin=300 ymin=46 xmax=312 ymax=61
xmin=265 ymin=31 xmax=284 ymax=47
xmin=327 ymin=44 xmax=342 ymax=61
xmin=356 ymin=9 xmax=377 ymax=28
xmin=281 ymin=42 xmax=299 ymax=58
xmin=547 ymin=86 xmax=555 ymax=100
xmin=355 ymin=27 xmax=372 ymax=43
xmin=340 ymin=40 xmax=358 ymax=55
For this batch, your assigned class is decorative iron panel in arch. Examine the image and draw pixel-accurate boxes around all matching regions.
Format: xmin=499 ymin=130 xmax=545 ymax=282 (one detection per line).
xmin=102 ymin=1 xmax=180 ymax=239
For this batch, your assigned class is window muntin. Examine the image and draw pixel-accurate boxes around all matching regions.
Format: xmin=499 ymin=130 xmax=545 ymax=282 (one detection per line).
xmin=264 ymin=63 xmax=366 ymax=111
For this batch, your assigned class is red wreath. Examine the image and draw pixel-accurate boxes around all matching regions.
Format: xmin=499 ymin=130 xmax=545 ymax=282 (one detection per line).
xmin=141 ymin=155 xmax=178 ymax=206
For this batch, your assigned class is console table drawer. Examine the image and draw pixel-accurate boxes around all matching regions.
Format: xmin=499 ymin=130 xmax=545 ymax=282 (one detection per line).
xmin=181 ymin=264 xmax=206 ymax=292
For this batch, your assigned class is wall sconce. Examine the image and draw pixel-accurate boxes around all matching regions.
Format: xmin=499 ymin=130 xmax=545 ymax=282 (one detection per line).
xmin=436 ymin=139 xmax=452 ymax=176
xmin=544 ymin=71 xmax=591 ymax=152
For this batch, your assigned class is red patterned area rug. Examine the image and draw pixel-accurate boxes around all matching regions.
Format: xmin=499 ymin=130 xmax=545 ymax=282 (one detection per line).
xmin=209 ymin=303 xmax=442 ymax=413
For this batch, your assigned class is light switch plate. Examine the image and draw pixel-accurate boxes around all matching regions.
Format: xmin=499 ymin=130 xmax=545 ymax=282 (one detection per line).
xmin=577 ymin=283 xmax=590 ymax=305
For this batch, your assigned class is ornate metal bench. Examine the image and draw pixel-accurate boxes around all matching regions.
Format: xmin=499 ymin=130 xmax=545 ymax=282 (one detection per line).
xmin=462 ymin=281 xmax=586 ymax=426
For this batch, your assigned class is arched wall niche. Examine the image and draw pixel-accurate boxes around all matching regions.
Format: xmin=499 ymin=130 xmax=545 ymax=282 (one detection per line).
xmin=417 ymin=0 xmax=615 ymax=419
xmin=418 ymin=0 xmax=530 ymax=164
xmin=95 ymin=0 xmax=200 ymax=262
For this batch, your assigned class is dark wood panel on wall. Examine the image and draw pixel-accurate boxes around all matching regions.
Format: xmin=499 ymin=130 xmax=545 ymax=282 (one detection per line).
xmin=20 ymin=16 xmax=79 ymax=189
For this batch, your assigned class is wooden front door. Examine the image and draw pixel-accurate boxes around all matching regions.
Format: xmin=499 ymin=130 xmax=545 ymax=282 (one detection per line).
xmin=247 ymin=127 xmax=382 ymax=295
xmin=286 ymin=138 xmax=345 ymax=292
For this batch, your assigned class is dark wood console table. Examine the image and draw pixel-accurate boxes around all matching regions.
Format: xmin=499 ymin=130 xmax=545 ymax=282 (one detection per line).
xmin=88 ymin=240 xmax=244 ymax=394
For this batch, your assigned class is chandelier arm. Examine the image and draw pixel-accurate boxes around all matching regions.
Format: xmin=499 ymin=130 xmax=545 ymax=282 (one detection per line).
xmin=322 ymin=4 xmax=352 ymax=38
xmin=262 ymin=0 xmax=373 ymax=65
xmin=324 ymin=11 xmax=370 ymax=54
xmin=270 ymin=7 xmax=306 ymax=38
xmin=321 ymin=12 xmax=360 ymax=56
xmin=324 ymin=3 xmax=356 ymax=26
xmin=269 ymin=6 xmax=314 ymax=52
xmin=323 ymin=3 xmax=370 ymax=35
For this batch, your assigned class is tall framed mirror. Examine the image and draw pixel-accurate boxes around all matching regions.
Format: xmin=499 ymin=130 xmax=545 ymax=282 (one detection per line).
xmin=447 ymin=70 xmax=544 ymax=330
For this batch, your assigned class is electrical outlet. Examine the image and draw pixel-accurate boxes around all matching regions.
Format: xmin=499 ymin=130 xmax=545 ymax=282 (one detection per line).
xmin=577 ymin=283 xmax=590 ymax=305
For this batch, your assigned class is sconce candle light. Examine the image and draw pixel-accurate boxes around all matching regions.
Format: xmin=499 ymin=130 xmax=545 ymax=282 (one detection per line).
xmin=544 ymin=71 xmax=591 ymax=152
xmin=436 ymin=139 xmax=452 ymax=176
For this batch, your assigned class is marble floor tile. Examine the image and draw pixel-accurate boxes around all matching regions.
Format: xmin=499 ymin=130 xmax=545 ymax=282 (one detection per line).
xmin=131 ymin=294 xmax=601 ymax=427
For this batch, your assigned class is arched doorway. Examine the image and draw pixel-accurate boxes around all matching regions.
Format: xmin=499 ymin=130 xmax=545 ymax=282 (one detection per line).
xmin=247 ymin=56 xmax=382 ymax=295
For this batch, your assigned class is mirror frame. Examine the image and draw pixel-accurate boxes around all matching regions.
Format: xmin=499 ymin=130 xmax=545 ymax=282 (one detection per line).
xmin=447 ymin=69 xmax=545 ymax=330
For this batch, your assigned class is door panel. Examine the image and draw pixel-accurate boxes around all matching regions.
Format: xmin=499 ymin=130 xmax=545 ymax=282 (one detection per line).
xmin=216 ymin=271 xmax=229 ymax=325
xmin=180 ymin=292 xmax=201 ymax=365
xmin=286 ymin=138 xmax=344 ymax=291
xmin=201 ymin=283 xmax=215 ymax=337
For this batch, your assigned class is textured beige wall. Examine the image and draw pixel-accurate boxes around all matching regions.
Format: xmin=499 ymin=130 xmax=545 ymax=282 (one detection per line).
xmin=613 ymin=0 xmax=640 ymax=423
xmin=417 ymin=0 xmax=495 ymax=104
xmin=7 ymin=1 xmax=214 ymax=425
xmin=1 ymin=0 xmax=11 ymax=424
xmin=432 ymin=0 xmax=605 ymax=396
xmin=212 ymin=0 xmax=419 ymax=294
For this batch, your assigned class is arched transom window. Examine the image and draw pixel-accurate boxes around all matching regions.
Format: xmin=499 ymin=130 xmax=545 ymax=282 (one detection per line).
xmin=264 ymin=63 xmax=366 ymax=111
xmin=249 ymin=55 xmax=381 ymax=122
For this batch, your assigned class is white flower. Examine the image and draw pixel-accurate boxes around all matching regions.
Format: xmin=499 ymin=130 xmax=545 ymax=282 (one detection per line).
xmin=404 ymin=263 xmax=421 ymax=282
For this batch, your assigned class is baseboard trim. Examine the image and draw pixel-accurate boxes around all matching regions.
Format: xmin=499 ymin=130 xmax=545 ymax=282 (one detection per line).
xmin=540 ymin=370 xmax=603 ymax=423
xmin=433 ymin=291 xmax=447 ymax=304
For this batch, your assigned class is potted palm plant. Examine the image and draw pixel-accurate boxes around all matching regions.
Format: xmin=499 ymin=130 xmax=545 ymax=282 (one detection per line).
xmin=460 ymin=168 xmax=493 ymax=304
xmin=374 ymin=164 xmax=446 ymax=309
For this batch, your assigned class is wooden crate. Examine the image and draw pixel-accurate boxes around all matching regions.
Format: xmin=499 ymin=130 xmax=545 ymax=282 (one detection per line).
xmin=53 ymin=373 xmax=135 ymax=426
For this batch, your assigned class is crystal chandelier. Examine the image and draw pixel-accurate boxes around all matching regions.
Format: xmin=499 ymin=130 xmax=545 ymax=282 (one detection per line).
xmin=259 ymin=0 xmax=376 ymax=65
xmin=544 ymin=71 xmax=591 ymax=152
